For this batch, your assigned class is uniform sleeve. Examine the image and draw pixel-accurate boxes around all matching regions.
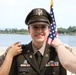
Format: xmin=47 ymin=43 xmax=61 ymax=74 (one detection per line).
xmin=0 ymin=55 xmax=5 ymax=66
xmin=9 ymin=57 xmax=17 ymax=75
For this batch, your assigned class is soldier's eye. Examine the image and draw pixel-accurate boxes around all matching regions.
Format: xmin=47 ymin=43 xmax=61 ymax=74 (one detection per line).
xmin=33 ymin=26 xmax=38 ymax=29
xmin=31 ymin=25 xmax=49 ymax=29
xmin=41 ymin=25 xmax=47 ymax=29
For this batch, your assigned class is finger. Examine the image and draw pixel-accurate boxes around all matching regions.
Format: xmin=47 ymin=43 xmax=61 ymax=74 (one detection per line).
xmin=11 ymin=42 xmax=20 ymax=46
xmin=18 ymin=49 xmax=22 ymax=52
xmin=18 ymin=49 xmax=22 ymax=53
xmin=6 ymin=46 xmax=12 ymax=50
xmin=14 ymin=42 xmax=21 ymax=45
xmin=17 ymin=51 xmax=22 ymax=54
xmin=11 ymin=42 xmax=21 ymax=47
xmin=15 ymin=42 xmax=21 ymax=45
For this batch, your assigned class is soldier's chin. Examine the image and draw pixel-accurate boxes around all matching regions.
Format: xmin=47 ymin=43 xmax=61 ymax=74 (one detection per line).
xmin=36 ymin=39 xmax=44 ymax=43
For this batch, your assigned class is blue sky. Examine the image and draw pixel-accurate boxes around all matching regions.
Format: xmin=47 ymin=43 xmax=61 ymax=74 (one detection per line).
xmin=0 ymin=0 xmax=76 ymax=29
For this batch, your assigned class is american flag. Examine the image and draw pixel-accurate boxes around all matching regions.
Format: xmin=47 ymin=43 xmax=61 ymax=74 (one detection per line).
xmin=47 ymin=0 xmax=58 ymax=44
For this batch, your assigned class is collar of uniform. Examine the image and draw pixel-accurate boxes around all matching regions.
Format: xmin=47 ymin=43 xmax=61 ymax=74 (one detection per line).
xmin=32 ymin=42 xmax=46 ymax=56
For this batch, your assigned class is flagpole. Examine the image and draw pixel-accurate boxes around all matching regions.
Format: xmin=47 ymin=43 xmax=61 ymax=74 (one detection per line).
xmin=50 ymin=0 xmax=53 ymax=6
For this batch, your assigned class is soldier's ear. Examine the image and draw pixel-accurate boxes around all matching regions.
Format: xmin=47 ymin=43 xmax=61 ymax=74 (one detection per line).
xmin=28 ymin=26 xmax=30 ymax=34
xmin=48 ymin=27 xmax=50 ymax=32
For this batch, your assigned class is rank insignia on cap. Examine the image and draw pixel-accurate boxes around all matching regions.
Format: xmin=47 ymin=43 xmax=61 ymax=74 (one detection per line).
xmin=34 ymin=8 xmax=43 ymax=16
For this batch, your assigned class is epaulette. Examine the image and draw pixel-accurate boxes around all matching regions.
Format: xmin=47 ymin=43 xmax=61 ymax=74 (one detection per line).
xmin=21 ymin=44 xmax=27 ymax=48
xmin=21 ymin=44 xmax=28 ymax=54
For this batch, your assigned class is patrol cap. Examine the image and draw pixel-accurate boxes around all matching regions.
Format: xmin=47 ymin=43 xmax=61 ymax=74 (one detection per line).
xmin=25 ymin=8 xmax=53 ymax=25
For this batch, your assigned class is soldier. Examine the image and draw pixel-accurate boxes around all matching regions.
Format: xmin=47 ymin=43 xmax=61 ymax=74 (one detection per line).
xmin=0 ymin=55 xmax=5 ymax=66
xmin=9 ymin=8 xmax=67 ymax=75
xmin=0 ymin=8 xmax=67 ymax=75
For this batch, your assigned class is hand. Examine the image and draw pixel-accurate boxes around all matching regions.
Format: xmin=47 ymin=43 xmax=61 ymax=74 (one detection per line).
xmin=7 ymin=42 xmax=22 ymax=58
xmin=51 ymin=38 xmax=62 ymax=48
xmin=52 ymin=38 xmax=73 ymax=52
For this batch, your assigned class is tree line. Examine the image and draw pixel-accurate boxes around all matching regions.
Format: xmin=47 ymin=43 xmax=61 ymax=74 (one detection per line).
xmin=0 ymin=26 xmax=76 ymax=35
xmin=58 ymin=26 xmax=76 ymax=35
xmin=0 ymin=29 xmax=28 ymax=34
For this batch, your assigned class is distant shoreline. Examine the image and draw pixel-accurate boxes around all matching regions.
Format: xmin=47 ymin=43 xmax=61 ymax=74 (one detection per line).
xmin=0 ymin=33 xmax=76 ymax=36
xmin=0 ymin=26 xmax=76 ymax=35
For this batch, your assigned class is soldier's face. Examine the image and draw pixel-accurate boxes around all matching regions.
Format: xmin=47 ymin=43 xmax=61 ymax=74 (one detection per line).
xmin=28 ymin=22 xmax=50 ymax=44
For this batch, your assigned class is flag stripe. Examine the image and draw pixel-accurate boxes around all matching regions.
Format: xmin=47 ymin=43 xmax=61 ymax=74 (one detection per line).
xmin=47 ymin=0 xmax=58 ymax=44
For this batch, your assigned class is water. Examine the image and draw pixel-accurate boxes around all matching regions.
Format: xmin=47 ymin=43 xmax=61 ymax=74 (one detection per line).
xmin=59 ymin=35 xmax=76 ymax=46
xmin=0 ymin=34 xmax=76 ymax=46
xmin=0 ymin=34 xmax=32 ymax=46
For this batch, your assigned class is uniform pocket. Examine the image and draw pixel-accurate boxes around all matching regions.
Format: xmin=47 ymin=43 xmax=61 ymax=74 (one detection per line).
xmin=45 ymin=66 xmax=59 ymax=75
xmin=18 ymin=66 xmax=32 ymax=75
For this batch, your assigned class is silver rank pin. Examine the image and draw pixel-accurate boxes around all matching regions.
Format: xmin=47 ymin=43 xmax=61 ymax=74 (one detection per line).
xmin=35 ymin=8 xmax=43 ymax=16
